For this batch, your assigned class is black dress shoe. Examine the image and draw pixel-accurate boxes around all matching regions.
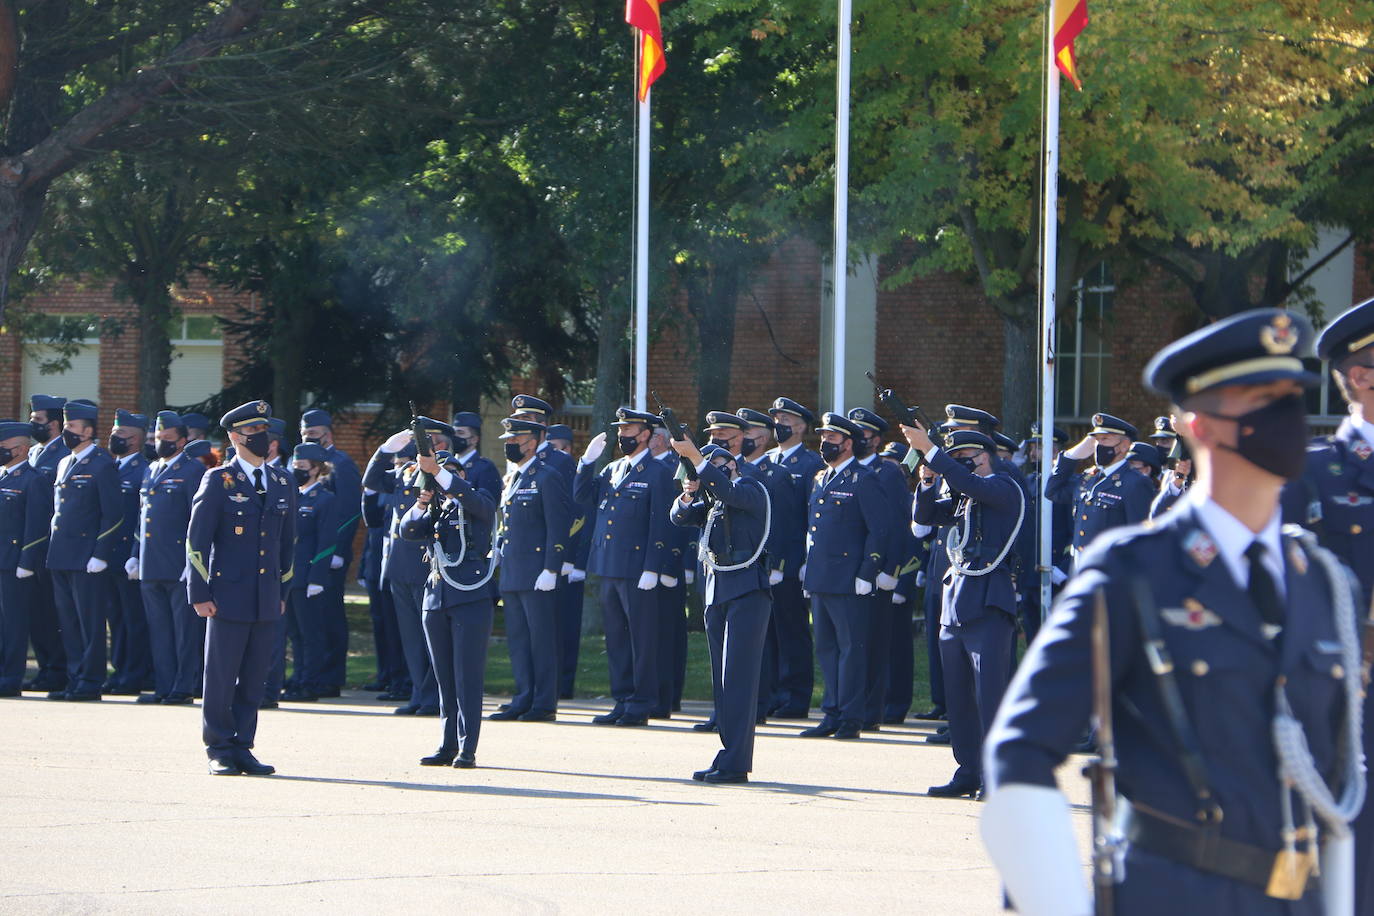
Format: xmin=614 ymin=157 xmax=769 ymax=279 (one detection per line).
xmin=377 ymin=691 xmax=409 ymax=702
xmin=770 ymin=708 xmax=810 ymax=720
xmin=415 ymin=705 xmax=440 ymax=717
xmin=861 ymin=722 xmax=881 ymax=732
xmin=237 ymin=752 xmax=275 ymax=776
xmin=46 ymin=690 xmax=67 ymax=701
xmin=833 ymin=723 xmax=862 ymax=739
xmin=592 ymin=711 xmax=623 ymax=725
xmin=927 ymin=779 xmax=980 ymax=798
xmin=281 ymin=690 xmax=319 ymax=702
xmin=64 ymin=691 xmax=101 ymax=702
xmin=453 ymin=752 xmax=476 ymax=769
xmin=913 ymin=708 xmax=946 ymax=721
xmin=881 ymin=714 xmax=907 ymax=725
xmin=161 ymin=693 xmax=193 ymax=705
xmin=924 ymin=731 xmax=951 ymax=745
xmin=497 ymin=702 xmax=512 ymax=711
xmin=692 ymin=768 xmax=716 ymax=781
xmin=649 ymin=711 xmax=672 ymax=720
xmin=799 ymin=721 xmax=838 ymax=738
xmin=208 ymin=757 xmax=241 ymax=776
xmin=616 ymin=715 xmax=649 ymax=727
xmin=259 ymin=699 xmax=280 ymax=710
xmin=107 ymin=686 xmax=142 ymax=696
xmin=362 ymin=681 xmax=386 ymax=692
xmin=421 ymin=750 xmax=457 ymax=766
xmin=0 ymin=687 xmax=19 ymax=698
xmin=518 ymin=710 xmax=556 ymax=722
xmin=136 ymin=693 xmax=165 ymax=705
xmin=488 ymin=708 xmax=526 ymax=721
xmin=393 ymin=705 xmax=419 ymax=716
xmin=693 ymin=719 xmax=718 ymax=732
xmin=702 ymin=769 xmax=749 ymax=784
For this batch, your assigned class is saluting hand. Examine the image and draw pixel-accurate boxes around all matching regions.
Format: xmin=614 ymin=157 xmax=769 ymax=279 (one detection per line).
xmin=582 ymin=431 xmax=607 ymax=464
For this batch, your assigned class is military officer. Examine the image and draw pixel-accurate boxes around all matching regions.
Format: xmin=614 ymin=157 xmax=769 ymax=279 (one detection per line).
xmin=1045 ymin=412 xmax=1155 ymax=560
xmin=0 ymin=420 xmax=52 ymax=696
xmin=187 ymin=401 xmax=296 ymax=776
xmin=130 ymin=411 xmax=206 ymax=705
xmin=800 ymin=413 xmax=888 ymax=739
xmin=509 ymin=395 xmax=576 ymax=480
xmin=877 ymin=441 xmax=922 ymax=723
xmin=181 ymin=413 xmax=210 ymax=444
xmin=401 ymin=449 xmax=497 ymax=769
xmin=904 ymin=424 xmax=1025 ymax=798
xmin=1151 ymin=416 xmax=1194 ymax=518
xmin=1126 ymin=441 xmax=1162 ymax=482
xmin=670 ymin=441 xmax=773 ymax=784
xmin=450 ymin=410 xmax=503 ymax=501
xmin=1281 ymin=294 xmax=1374 ymax=913
xmin=547 ymin=423 xmax=591 ymax=698
xmin=489 ymin=417 xmax=572 ymax=722
xmin=647 ymin=416 xmax=691 ymax=717
xmin=984 ymin=308 xmax=1363 ymax=915
xmin=363 ymin=420 xmax=450 ymax=716
xmin=272 ymin=443 xmax=338 ymax=704
xmin=574 ymin=408 xmax=673 ymax=726
xmin=46 ymin=399 xmax=122 ymax=701
xmin=360 ymin=458 xmax=405 ymax=695
xmin=764 ymin=397 xmax=824 ymax=717
xmin=105 ymin=408 xmax=152 ymax=695
xmin=24 ymin=394 xmax=68 ymax=691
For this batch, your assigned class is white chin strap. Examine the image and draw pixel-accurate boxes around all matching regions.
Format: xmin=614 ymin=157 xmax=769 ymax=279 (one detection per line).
xmin=981 ymin=784 xmax=1091 ymax=916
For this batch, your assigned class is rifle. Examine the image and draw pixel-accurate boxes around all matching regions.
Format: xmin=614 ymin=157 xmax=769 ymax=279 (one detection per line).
xmin=1083 ymin=587 xmax=1120 ymax=916
xmin=651 ymin=390 xmax=699 ymax=482
xmin=865 ymin=370 xmax=941 ymax=468
xmin=409 ymin=401 xmax=439 ymax=512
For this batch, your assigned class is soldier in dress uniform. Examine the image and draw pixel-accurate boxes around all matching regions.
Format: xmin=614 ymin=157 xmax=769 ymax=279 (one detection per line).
xmin=1281 ymin=295 xmax=1374 ymax=913
xmin=0 ymin=420 xmax=51 ymax=696
xmin=1126 ymin=441 xmax=1162 ymax=483
xmin=670 ymin=441 xmax=773 ymax=784
xmin=24 ymin=394 xmax=68 ymax=691
xmin=1045 ymin=412 xmax=1155 ymax=561
xmin=647 ymin=416 xmax=690 ymax=718
xmin=46 ymin=399 xmax=122 ymax=701
xmin=130 ymin=411 xmax=206 ymax=705
xmin=1151 ymin=416 xmax=1194 ymax=518
xmin=402 ymin=449 xmax=498 ymax=769
xmin=187 ymin=401 xmax=296 ymax=776
xmin=546 ymin=423 xmax=591 ymax=699
xmin=181 ymin=413 xmax=210 ymax=444
xmin=573 ymin=408 xmax=674 ymax=727
xmin=360 ymin=453 xmax=405 ymax=695
xmin=799 ymin=413 xmax=889 ymax=740
xmin=450 ymin=411 xmax=503 ymax=501
xmin=105 ymin=409 xmax=152 ymax=695
xmin=764 ymin=397 xmax=824 ymax=718
xmin=488 ymin=416 xmax=571 ymax=722
xmin=983 ymin=309 xmax=1364 ymax=915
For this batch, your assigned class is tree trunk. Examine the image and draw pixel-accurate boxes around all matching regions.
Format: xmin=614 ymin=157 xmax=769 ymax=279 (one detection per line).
xmin=127 ymin=264 xmax=177 ymax=417
xmin=1000 ymin=307 xmax=1038 ymax=437
xmin=591 ymin=278 xmax=628 ymax=439
xmin=269 ymin=295 xmax=314 ymax=438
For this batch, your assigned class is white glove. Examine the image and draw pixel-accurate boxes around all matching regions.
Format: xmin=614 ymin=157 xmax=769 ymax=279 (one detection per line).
xmin=307 ymin=584 xmax=325 ymax=598
xmin=768 ymin=569 xmax=783 ymax=586
xmin=802 ymin=589 xmax=810 ymax=599
xmin=330 ymin=555 xmax=344 ymax=570
xmin=86 ymin=557 xmax=107 ymax=574
xmin=659 ymin=574 xmax=678 ymax=588
xmin=560 ymin=561 xmax=575 ymax=576
xmin=15 ymin=567 xmax=33 ymax=579
xmin=798 ymin=563 xmax=807 ymax=581
xmin=981 ymin=784 xmax=1091 ymax=916
xmin=876 ymin=571 xmax=899 ymax=591
xmin=1321 ymin=834 xmax=1354 ymax=916
xmin=581 ymin=431 xmax=607 ymax=465
xmin=854 ymin=578 xmax=873 ymax=596
xmin=125 ymin=557 xmax=139 ymax=579
xmin=380 ymin=430 xmax=412 ymax=453
xmin=915 ymin=571 xmax=927 ymax=588
xmin=534 ymin=569 xmax=558 ymax=591
xmin=1051 ymin=566 xmax=1069 ymax=586
xmin=569 ymin=568 xmax=586 ymax=583
xmin=683 ymin=569 xmax=695 ymax=585
xmin=636 ymin=570 xmax=659 ymax=591
xmin=892 ymin=592 xmax=907 ymax=605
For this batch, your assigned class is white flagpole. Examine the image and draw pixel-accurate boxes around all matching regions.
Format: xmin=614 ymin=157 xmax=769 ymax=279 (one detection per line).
xmin=633 ymin=80 xmax=651 ymax=413
xmin=831 ymin=0 xmax=852 ymax=414
xmin=1037 ymin=3 xmax=1060 ymax=620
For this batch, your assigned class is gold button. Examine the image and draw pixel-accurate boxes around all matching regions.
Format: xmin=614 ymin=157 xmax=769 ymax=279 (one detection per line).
xmin=1081 ymin=514 xmax=1088 ymax=521
xmin=260 ymin=550 xmax=266 ymax=556
xmin=815 ymin=513 xmax=821 ymax=518
xmin=1352 ymin=525 xmax=1363 ymax=535
xmin=1191 ymin=659 xmax=1209 ymax=677
xmin=259 ymin=568 xmax=265 ymax=574
xmin=607 ymin=520 xmax=613 ymax=525
xmin=1333 ymin=664 xmax=1345 ymax=679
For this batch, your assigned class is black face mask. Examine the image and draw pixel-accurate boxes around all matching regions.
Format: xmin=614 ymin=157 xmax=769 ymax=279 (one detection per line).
xmin=293 ymin=468 xmax=312 ymax=487
xmin=739 ymin=438 xmax=758 ymax=458
xmin=452 ymin=436 xmax=469 ymax=453
xmin=1206 ymin=393 xmax=1309 ymax=480
xmin=503 ymin=441 xmax=525 ymax=464
xmin=303 ymin=436 xmax=323 ymax=446
xmin=108 ymin=434 xmax=130 ymax=457
xmin=618 ymin=435 xmax=642 ymax=456
xmin=820 ymin=440 xmax=844 ymax=463
xmin=156 ymin=439 xmax=179 ymax=460
xmin=0 ymin=446 xmax=11 ymax=464
xmin=709 ymin=438 xmax=732 ymax=452
xmin=774 ymin=423 xmax=793 ymax=445
xmin=62 ymin=430 xmax=85 ymax=450
xmin=710 ymin=460 xmax=736 ymax=480
xmin=852 ymin=435 xmax=872 ymax=460
xmin=1094 ymin=443 xmax=1117 ymax=467
xmin=241 ymin=431 xmax=271 ymax=459
xmin=32 ymin=422 xmax=51 ymax=444
xmin=956 ymin=456 xmax=979 ymax=474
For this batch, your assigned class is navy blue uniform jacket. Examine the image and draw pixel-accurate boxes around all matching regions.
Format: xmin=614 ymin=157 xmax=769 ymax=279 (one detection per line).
xmin=47 ymin=446 xmax=123 ymax=571
xmin=401 ymin=475 xmax=496 ymax=608
xmin=498 ymin=459 xmax=573 ymax=589
xmin=133 ymin=452 xmax=206 ymax=581
xmin=802 ymin=460 xmax=888 ymax=594
xmin=670 ymin=462 xmax=769 ymax=604
xmin=0 ymin=462 xmax=53 ymax=571
xmin=291 ymin=483 xmax=339 ymax=592
xmin=574 ymin=453 xmax=673 ymax=579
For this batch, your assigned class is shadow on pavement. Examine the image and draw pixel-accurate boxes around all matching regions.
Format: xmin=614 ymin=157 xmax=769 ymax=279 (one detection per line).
xmin=270 ymin=773 xmax=709 ymax=806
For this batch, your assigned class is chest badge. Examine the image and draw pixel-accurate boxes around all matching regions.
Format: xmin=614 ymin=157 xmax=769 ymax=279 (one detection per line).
xmin=229 ymin=492 xmax=249 ymax=503
xmin=1183 ymin=530 xmax=1218 ymax=568
xmin=1162 ymin=598 xmax=1222 ymax=630
xmin=1353 ymin=440 xmax=1372 ymax=461
xmin=1337 ymin=492 xmax=1372 ymax=507
xmin=222 ymin=474 xmax=234 ymax=490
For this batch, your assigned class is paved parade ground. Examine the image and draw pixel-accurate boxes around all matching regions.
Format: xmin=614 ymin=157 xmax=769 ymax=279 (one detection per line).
xmin=1 ymin=692 xmax=1091 ymax=914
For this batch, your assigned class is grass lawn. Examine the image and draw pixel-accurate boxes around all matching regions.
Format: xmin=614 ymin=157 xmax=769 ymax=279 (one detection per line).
xmin=343 ymin=593 xmax=937 ymax=711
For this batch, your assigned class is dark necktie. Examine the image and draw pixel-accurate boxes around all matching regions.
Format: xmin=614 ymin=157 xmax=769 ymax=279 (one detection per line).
xmin=253 ymin=468 xmax=266 ymax=503
xmin=1244 ymin=540 xmax=1284 ymax=631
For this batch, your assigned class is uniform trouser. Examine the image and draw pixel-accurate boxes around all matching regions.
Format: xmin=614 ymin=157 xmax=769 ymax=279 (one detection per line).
xmin=556 ymin=577 xmax=584 ymax=697
xmin=324 ymin=565 xmax=349 ymax=689
xmin=366 ymin=575 xmax=405 ymax=687
xmin=755 ymin=614 xmax=778 ymax=718
xmin=923 ymin=580 xmax=947 ymax=714
xmin=0 ymin=569 xmax=33 ymax=690
xmin=939 ymin=611 xmax=1014 ymax=786
xmin=142 ymin=579 xmax=202 ymax=697
xmin=202 ymin=616 xmax=277 ymax=758
xmin=811 ymin=592 xmax=871 ymax=727
xmin=654 ymin=581 xmax=687 ymax=715
xmin=107 ymin=572 xmax=152 ymax=689
xmin=289 ymin=586 xmax=333 ymax=693
xmin=390 ymin=579 xmax=438 ymax=709
xmin=883 ymin=597 xmax=916 ymax=721
xmin=599 ymin=576 xmax=659 ymax=718
xmin=863 ymin=590 xmax=895 ymax=725
xmin=51 ymin=568 xmax=107 ymax=694
xmin=501 ymin=588 xmax=559 ymax=714
xmin=28 ymin=568 xmax=67 ymax=686
xmin=705 ymin=589 xmax=771 ymax=773
xmin=769 ymin=577 xmax=813 ymax=713
xmin=423 ymin=599 xmax=492 ymax=755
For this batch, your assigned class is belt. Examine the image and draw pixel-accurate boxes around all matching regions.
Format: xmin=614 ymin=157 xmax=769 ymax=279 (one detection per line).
xmin=1124 ymin=804 xmax=1317 ymax=898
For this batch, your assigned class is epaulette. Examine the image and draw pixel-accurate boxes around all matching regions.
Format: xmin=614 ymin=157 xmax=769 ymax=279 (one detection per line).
xmin=269 ymin=467 xmax=290 ymax=486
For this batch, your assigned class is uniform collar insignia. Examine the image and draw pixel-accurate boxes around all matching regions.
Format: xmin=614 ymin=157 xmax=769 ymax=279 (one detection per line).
xmin=237 ymin=472 xmax=247 ymax=481
xmin=1287 ymin=540 xmax=1308 ymax=575
xmin=1183 ymin=529 xmax=1219 ymax=568
xmin=1161 ymin=599 xmax=1223 ymax=630
xmin=1353 ymin=440 xmax=1372 ymax=461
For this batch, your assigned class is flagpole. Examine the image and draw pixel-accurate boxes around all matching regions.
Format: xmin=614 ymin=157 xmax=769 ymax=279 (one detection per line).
xmin=633 ymin=80 xmax=651 ymax=413
xmin=1037 ymin=1 xmax=1060 ymax=620
xmin=831 ymin=0 xmax=852 ymax=414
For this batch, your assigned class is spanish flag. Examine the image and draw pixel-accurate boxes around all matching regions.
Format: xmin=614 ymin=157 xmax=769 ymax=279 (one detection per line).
xmin=625 ymin=0 xmax=665 ymax=101
xmin=1053 ymin=0 xmax=1088 ymax=90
